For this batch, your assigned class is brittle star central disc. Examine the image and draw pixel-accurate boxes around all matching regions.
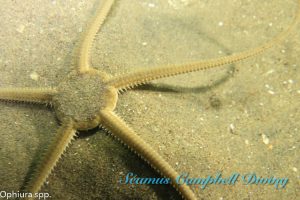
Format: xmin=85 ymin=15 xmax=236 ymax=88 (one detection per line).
xmin=52 ymin=71 xmax=117 ymax=130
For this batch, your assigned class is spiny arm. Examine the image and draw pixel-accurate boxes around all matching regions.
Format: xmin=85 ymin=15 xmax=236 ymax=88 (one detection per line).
xmin=78 ymin=0 xmax=115 ymax=73
xmin=108 ymin=0 xmax=300 ymax=91
xmin=24 ymin=120 xmax=76 ymax=200
xmin=0 ymin=88 xmax=57 ymax=104
xmin=100 ymin=110 xmax=197 ymax=200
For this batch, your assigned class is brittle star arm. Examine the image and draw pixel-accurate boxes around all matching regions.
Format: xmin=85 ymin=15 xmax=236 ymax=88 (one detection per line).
xmin=108 ymin=0 xmax=300 ymax=91
xmin=78 ymin=0 xmax=115 ymax=73
xmin=99 ymin=110 xmax=197 ymax=200
xmin=0 ymin=88 xmax=57 ymax=104
xmin=24 ymin=120 xmax=76 ymax=200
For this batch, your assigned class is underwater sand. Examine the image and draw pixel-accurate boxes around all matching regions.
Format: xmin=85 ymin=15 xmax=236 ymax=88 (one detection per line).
xmin=0 ymin=0 xmax=299 ymax=199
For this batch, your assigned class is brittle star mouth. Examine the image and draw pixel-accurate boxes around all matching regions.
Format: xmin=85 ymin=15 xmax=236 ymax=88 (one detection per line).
xmin=52 ymin=70 xmax=118 ymax=130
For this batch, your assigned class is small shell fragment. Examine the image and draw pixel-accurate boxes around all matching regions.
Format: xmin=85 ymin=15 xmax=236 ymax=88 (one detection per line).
xmin=16 ymin=24 xmax=25 ymax=33
xmin=30 ymin=72 xmax=39 ymax=81
xmin=229 ymin=123 xmax=235 ymax=133
xmin=292 ymin=167 xmax=298 ymax=172
xmin=268 ymin=90 xmax=275 ymax=95
xmin=148 ymin=3 xmax=155 ymax=7
xmin=262 ymin=134 xmax=269 ymax=145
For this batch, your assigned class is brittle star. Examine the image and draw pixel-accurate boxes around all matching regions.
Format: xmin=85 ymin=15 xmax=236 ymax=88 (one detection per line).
xmin=0 ymin=0 xmax=299 ymax=199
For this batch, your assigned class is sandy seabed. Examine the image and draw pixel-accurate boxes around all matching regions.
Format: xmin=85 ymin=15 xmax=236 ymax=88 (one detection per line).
xmin=0 ymin=0 xmax=299 ymax=199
